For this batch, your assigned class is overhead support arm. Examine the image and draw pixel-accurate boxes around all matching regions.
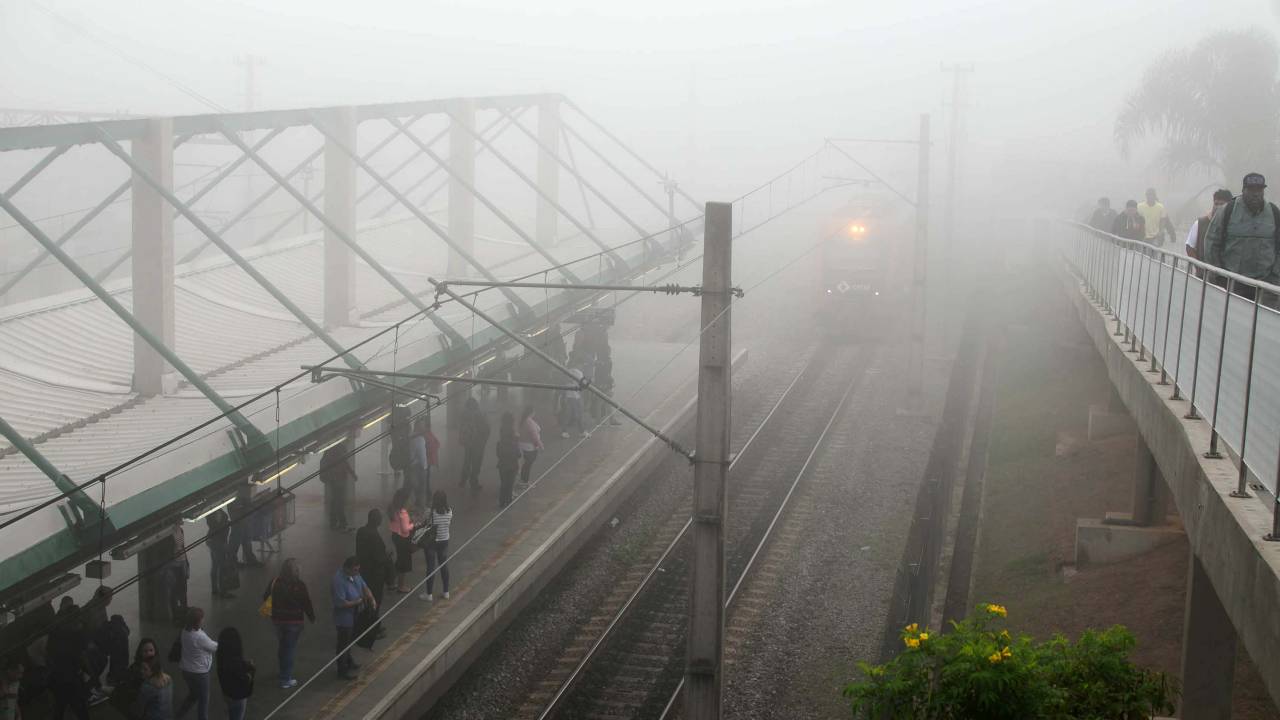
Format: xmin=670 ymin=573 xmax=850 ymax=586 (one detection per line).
xmin=0 ymin=415 xmax=105 ymax=531
xmin=385 ymin=117 xmax=584 ymax=285
xmin=215 ymin=119 xmax=470 ymax=348
xmin=559 ymin=120 xmax=671 ymax=219
xmin=93 ymin=126 xmax=368 ymax=371
xmin=443 ymin=108 xmax=631 ymax=272
xmin=430 ymin=277 xmax=694 ymax=461
xmin=504 ymin=110 xmax=655 ymax=239
xmin=99 ymin=127 xmax=287 ymax=279
xmin=561 ymin=96 xmax=702 ymax=212
xmin=306 ymin=110 xmax=533 ymax=319
xmin=0 ymin=191 xmax=266 ymax=445
xmin=371 ymin=108 xmax=528 ymax=220
xmin=825 ymin=140 xmax=917 ymax=208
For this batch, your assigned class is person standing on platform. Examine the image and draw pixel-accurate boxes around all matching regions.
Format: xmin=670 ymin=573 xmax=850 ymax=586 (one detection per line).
xmin=495 ymin=412 xmax=520 ymax=508
xmin=228 ymin=488 xmax=262 ymax=568
xmin=560 ymin=366 xmax=588 ymax=439
xmin=387 ymin=489 xmax=414 ymax=593
xmin=206 ymin=511 xmax=235 ymax=600
xmin=47 ymin=599 xmax=90 ymax=720
xmin=517 ymin=405 xmax=543 ymax=491
xmin=330 ymin=557 xmax=376 ymax=681
xmin=355 ymin=509 xmax=388 ymax=643
xmin=409 ymin=418 xmax=438 ymax=511
xmin=419 ymin=492 xmax=453 ymax=602
xmin=175 ymin=607 xmax=217 ymax=720
xmin=320 ymin=439 xmax=357 ymax=533
xmin=458 ymin=397 xmax=490 ymax=493
xmin=214 ymin=628 xmax=254 ymax=720
xmin=166 ymin=525 xmax=190 ymax=627
xmin=132 ymin=659 xmax=173 ymax=720
xmin=264 ymin=558 xmax=314 ymax=690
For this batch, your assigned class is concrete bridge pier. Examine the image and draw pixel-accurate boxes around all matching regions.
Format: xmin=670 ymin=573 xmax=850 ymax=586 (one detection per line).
xmin=1180 ymin=552 xmax=1237 ymax=720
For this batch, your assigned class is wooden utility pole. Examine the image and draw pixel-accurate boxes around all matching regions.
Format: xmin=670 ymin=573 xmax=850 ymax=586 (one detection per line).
xmin=685 ymin=201 xmax=733 ymax=719
xmin=908 ymin=114 xmax=930 ymax=406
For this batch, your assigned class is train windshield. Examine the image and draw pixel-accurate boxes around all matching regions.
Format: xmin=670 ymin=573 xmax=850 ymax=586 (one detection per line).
xmin=827 ymin=239 xmax=880 ymax=270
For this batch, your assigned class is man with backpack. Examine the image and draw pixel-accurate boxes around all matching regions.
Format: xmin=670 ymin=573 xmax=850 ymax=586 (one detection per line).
xmin=1207 ymin=173 xmax=1280 ymax=297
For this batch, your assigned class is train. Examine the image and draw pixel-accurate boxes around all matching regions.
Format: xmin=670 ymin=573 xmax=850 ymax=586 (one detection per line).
xmin=818 ymin=215 xmax=899 ymax=338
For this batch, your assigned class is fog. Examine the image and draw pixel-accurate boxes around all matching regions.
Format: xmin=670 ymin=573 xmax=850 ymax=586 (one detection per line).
xmin=5 ymin=0 xmax=1277 ymax=203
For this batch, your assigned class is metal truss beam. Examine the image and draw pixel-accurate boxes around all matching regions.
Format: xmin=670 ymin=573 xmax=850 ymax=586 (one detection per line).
xmin=216 ymin=119 xmax=471 ymax=347
xmin=251 ymin=115 xmax=434 ymax=249
xmin=444 ymin=108 xmax=630 ymax=272
xmin=438 ymin=279 xmax=740 ymax=297
xmin=4 ymin=145 xmax=70 ymax=197
xmin=560 ymin=120 xmax=671 ymax=219
xmin=370 ymin=108 xmax=527 ymax=220
xmin=306 ymin=111 xmax=532 ymax=318
xmin=0 ymin=414 xmax=104 ymax=530
xmin=559 ymin=125 xmax=598 ymax=230
xmin=386 ymin=117 xmax=583 ymax=285
xmin=504 ymin=110 xmax=654 ymax=239
xmin=94 ymin=126 xmax=367 ymax=370
xmin=431 ymin=278 xmax=693 ymax=460
xmin=561 ymin=97 xmax=702 ymax=212
xmin=306 ymin=365 xmax=580 ymax=392
xmin=97 ymin=127 xmax=286 ymax=280
xmin=0 ymin=134 xmax=194 ymax=299
xmin=0 ymin=192 xmax=265 ymax=443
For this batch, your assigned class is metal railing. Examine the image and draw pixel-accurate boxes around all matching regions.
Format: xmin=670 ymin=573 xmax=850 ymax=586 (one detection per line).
xmin=1064 ymin=222 xmax=1280 ymax=540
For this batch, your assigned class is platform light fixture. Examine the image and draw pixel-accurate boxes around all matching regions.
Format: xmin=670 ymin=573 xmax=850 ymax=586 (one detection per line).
xmin=254 ymin=462 xmax=298 ymax=485
xmin=184 ymin=496 xmax=235 ymax=523
xmin=362 ymin=411 xmax=391 ymax=430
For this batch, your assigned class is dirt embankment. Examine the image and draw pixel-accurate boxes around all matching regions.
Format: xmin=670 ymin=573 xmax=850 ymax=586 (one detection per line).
xmin=969 ymin=259 xmax=1278 ymax=720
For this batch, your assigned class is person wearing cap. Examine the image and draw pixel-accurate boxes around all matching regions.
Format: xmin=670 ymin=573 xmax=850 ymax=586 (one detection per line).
xmin=1186 ymin=189 xmax=1234 ymax=263
xmin=1088 ymin=197 xmax=1117 ymax=232
xmin=1111 ymin=200 xmax=1146 ymax=241
xmin=1206 ymin=173 xmax=1280 ymax=291
xmin=1137 ymin=188 xmax=1176 ymax=246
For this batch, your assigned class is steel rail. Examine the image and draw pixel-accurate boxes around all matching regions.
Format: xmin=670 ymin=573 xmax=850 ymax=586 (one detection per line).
xmin=533 ymin=350 xmax=820 ymax=720
xmin=656 ymin=349 xmax=866 ymax=719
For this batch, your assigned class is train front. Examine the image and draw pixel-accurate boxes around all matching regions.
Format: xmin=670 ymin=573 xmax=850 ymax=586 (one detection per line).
xmin=820 ymin=221 xmax=891 ymax=337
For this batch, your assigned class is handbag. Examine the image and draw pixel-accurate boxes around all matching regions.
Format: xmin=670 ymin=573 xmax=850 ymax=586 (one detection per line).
xmin=258 ymin=579 xmax=276 ymax=619
xmin=354 ymin=605 xmax=379 ymax=650
xmin=411 ymin=520 xmax=436 ymax=547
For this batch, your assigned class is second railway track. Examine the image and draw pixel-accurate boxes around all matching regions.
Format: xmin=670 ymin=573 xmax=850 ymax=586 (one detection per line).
xmin=521 ymin=341 xmax=877 ymax=720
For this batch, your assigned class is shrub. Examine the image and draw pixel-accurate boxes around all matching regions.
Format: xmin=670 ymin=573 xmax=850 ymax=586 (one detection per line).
xmin=842 ymin=604 xmax=1178 ymax=719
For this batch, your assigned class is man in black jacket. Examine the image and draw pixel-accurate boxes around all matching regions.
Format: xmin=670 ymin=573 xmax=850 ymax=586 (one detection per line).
xmin=1111 ymin=200 xmax=1146 ymax=241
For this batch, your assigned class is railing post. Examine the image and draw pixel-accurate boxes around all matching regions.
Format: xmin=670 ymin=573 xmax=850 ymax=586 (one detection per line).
xmin=1116 ymin=243 xmax=1130 ymax=336
xmin=131 ymin=116 xmax=176 ymax=396
xmin=1185 ymin=268 xmax=1210 ymax=419
xmin=1149 ymin=251 xmax=1165 ymax=373
xmin=1171 ymin=258 xmax=1191 ymax=399
xmin=1230 ymin=289 xmax=1262 ymax=498
xmin=1205 ymin=277 xmax=1232 ymax=459
xmin=323 ymin=106 xmax=357 ymax=328
xmin=1131 ymin=247 xmax=1147 ymax=355
xmin=1159 ymin=256 xmax=1176 ymax=384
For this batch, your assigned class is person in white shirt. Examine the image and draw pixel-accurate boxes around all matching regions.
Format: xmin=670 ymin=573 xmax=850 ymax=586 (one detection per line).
xmin=176 ymin=607 xmax=218 ymax=720
xmin=1185 ymin=189 xmax=1234 ymax=262
xmin=561 ymin=366 xmax=588 ymax=439
xmin=419 ymin=491 xmax=454 ymax=602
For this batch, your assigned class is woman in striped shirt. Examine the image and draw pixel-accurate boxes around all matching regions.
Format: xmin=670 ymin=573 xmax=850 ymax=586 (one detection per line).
xmin=419 ymin=491 xmax=453 ymax=602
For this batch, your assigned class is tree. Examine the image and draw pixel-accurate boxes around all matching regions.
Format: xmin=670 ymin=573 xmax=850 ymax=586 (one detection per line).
xmin=1115 ymin=29 xmax=1280 ymax=187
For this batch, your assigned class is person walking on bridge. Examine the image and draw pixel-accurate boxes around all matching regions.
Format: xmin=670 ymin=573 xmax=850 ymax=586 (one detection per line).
xmin=1137 ymin=187 xmax=1176 ymax=246
xmin=1185 ymin=188 xmax=1233 ymax=263
xmin=1111 ymin=200 xmax=1146 ymax=241
xmin=1207 ymin=173 xmax=1280 ymax=295
xmin=1088 ymin=197 xmax=1117 ymax=231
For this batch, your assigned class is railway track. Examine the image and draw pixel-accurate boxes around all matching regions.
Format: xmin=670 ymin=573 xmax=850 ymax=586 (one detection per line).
xmin=517 ymin=342 xmax=874 ymax=720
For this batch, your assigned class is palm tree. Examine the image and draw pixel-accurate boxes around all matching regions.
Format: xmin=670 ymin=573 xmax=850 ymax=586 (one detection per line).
xmin=1115 ymin=29 xmax=1280 ymax=187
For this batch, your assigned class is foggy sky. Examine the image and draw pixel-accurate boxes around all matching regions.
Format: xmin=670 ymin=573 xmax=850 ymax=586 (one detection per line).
xmin=2 ymin=0 xmax=1278 ymax=203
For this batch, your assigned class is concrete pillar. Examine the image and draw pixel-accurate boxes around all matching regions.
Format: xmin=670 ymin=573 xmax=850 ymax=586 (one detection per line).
xmin=323 ymin=107 xmax=357 ymax=328
xmin=1180 ymin=552 xmax=1236 ymax=720
xmin=131 ymin=117 xmax=175 ymax=396
xmin=536 ymin=97 xmax=561 ymax=248
xmin=1130 ymin=441 xmax=1167 ymax=526
xmin=448 ymin=100 xmax=476 ymax=276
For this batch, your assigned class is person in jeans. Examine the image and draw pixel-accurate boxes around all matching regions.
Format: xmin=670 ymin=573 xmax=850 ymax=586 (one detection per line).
xmin=419 ymin=492 xmax=453 ymax=602
xmin=495 ymin=412 xmax=521 ymax=508
xmin=517 ymin=405 xmax=543 ymax=490
xmin=409 ymin=417 xmax=439 ymax=511
xmin=458 ymin=397 xmax=490 ymax=492
xmin=176 ymin=607 xmax=217 ymax=720
xmin=215 ymin=627 xmax=254 ymax=720
xmin=320 ymin=439 xmax=357 ymax=532
xmin=264 ymin=558 xmax=314 ymax=689
xmin=206 ymin=510 xmax=234 ymax=599
xmin=331 ymin=557 xmax=376 ymax=681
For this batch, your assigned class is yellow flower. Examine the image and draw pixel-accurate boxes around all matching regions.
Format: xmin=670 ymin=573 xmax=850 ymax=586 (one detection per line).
xmin=985 ymin=603 xmax=1008 ymax=617
xmin=1001 ymin=646 xmax=1012 ymax=658
xmin=918 ymin=632 xmax=930 ymax=641
xmin=904 ymin=637 xmax=920 ymax=649
xmin=987 ymin=651 xmax=1003 ymax=664
xmin=999 ymin=630 xmax=1011 ymax=641
xmin=904 ymin=623 xmax=919 ymax=634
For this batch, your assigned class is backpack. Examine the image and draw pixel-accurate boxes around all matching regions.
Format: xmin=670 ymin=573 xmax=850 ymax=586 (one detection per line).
xmin=389 ymin=439 xmax=409 ymax=472
xmin=1213 ymin=197 xmax=1280 ymax=260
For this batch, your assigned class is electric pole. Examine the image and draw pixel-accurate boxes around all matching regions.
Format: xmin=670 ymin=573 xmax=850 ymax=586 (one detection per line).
xmin=941 ymin=62 xmax=973 ymax=290
xmin=685 ymin=201 xmax=733 ymax=719
xmin=908 ymin=114 xmax=931 ymax=407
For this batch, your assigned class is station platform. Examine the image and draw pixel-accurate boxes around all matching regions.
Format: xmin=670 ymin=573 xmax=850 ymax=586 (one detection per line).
xmin=60 ymin=337 xmax=716 ymax=719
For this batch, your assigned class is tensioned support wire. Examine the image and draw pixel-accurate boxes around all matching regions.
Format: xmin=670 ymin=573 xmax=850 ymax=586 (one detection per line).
xmin=438 ymin=279 xmax=744 ymax=298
